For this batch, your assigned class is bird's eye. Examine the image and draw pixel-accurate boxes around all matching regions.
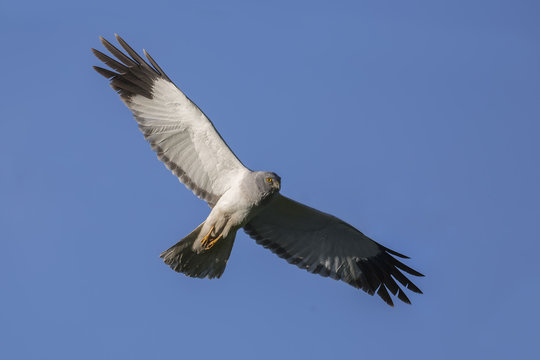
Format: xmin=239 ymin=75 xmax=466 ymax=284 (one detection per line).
xmin=266 ymin=177 xmax=273 ymax=183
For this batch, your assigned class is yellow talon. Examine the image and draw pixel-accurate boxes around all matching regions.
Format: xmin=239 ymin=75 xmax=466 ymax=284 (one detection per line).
xmin=203 ymin=233 xmax=223 ymax=250
xmin=200 ymin=225 xmax=214 ymax=248
xmin=200 ymin=226 xmax=222 ymax=250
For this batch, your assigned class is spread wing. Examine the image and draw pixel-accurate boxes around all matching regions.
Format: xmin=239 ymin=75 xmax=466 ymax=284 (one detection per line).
xmin=244 ymin=195 xmax=424 ymax=306
xmin=92 ymin=35 xmax=248 ymax=206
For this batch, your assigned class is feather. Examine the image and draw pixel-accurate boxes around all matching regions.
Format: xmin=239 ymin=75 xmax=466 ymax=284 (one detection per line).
xmin=244 ymin=195 xmax=423 ymax=306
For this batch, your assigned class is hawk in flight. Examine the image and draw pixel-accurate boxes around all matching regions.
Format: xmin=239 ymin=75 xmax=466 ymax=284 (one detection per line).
xmin=93 ymin=35 xmax=423 ymax=306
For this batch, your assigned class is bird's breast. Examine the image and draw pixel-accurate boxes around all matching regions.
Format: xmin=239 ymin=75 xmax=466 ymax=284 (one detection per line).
xmin=211 ymin=176 xmax=275 ymax=229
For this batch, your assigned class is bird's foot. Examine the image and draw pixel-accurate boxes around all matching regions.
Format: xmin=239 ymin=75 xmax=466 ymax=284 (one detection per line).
xmin=200 ymin=226 xmax=223 ymax=250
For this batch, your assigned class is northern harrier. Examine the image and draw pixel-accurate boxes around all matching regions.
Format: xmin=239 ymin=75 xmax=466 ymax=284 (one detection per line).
xmin=92 ymin=35 xmax=423 ymax=306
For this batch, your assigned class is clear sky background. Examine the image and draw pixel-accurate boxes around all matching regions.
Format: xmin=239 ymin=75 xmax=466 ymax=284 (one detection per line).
xmin=1 ymin=0 xmax=539 ymax=359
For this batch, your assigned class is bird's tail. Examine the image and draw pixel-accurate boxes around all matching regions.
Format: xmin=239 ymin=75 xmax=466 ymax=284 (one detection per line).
xmin=160 ymin=222 xmax=236 ymax=279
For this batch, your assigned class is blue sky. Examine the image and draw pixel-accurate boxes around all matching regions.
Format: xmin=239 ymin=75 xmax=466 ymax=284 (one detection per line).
xmin=1 ymin=0 xmax=539 ymax=359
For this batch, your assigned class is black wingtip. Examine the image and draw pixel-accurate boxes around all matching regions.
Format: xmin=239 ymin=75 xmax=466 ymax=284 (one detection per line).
xmin=91 ymin=47 xmax=103 ymax=59
xmin=143 ymin=49 xmax=172 ymax=82
xmin=99 ymin=35 xmax=108 ymax=47
xmin=397 ymin=289 xmax=412 ymax=304
xmin=384 ymin=246 xmax=410 ymax=259
xmin=115 ymin=34 xmax=152 ymax=69
xmin=94 ymin=34 xmax=170 ymax=101
xmin=377 ymin=285 xmax=394 ymax=307
xmin=391 ymin=257 xmax=425 ymax=277
xmin=114 ymin=33 xmax=125 ymax=44
xmin=405 ymin=282 xmax=423 ymax=294
xmin=93 ymin=66 xmax=116 ymax=79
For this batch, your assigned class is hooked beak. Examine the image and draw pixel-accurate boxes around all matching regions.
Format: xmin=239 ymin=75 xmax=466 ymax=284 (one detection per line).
xmin=273 ymin=179 xmax=281 ymax=191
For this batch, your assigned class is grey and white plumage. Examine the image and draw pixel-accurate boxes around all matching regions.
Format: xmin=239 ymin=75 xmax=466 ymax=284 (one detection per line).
xmin=93 ymin=35 xmax=424 ymax=306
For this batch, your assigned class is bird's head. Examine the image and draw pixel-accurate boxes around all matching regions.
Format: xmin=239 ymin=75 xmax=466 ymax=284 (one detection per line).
xmin=257 ymin=171 xmax=281 ymax=195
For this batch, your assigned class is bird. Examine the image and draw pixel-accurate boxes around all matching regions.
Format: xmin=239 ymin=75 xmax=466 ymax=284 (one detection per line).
xmin=92 ymin=34 xmax=424 ymax=306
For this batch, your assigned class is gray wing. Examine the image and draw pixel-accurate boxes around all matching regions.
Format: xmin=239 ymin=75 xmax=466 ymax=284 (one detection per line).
xmin=244 ymin=195 xmax=423 ymax=306
xmin=92 ymin=35 xmax=248 ymax=206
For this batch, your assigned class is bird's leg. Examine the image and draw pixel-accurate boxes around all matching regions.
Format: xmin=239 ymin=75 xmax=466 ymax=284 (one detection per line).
xmin=200 ymin=225 xmax=215 ymax=249
xmin=203 ymin=233 xmax=223 ymax=250
xmin=200 ymin=225 xmax=223 ymax=250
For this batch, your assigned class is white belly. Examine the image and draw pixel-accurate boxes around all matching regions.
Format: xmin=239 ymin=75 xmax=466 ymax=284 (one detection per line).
xmin=200 ymin=173 xmax=262 ymax=240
